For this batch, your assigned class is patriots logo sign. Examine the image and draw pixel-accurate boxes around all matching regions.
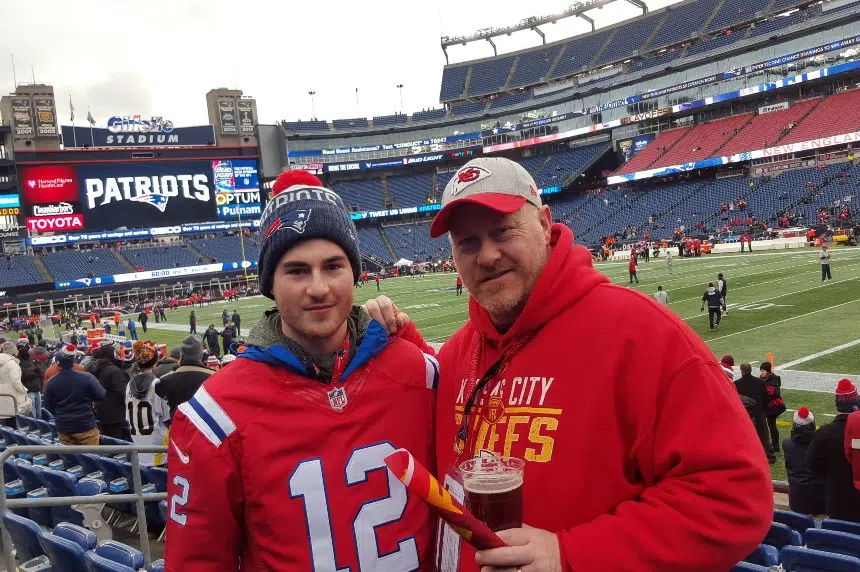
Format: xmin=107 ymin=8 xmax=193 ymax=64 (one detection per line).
xmin=129 ymin=192 xmax=170 ymax=213
xmin=264 ymin=209 xmax=311 ymax=242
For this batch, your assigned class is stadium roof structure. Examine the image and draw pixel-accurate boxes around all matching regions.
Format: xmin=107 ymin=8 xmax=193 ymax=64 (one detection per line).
xmin=440 ymin=0 xmax=648 ymax=62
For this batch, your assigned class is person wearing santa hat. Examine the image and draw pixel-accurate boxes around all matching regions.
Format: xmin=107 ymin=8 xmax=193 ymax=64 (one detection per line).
xmin=43 ymin=344 xmax=106 ymax=446
xmin=782 ymin=406 xmax=826 ymax=515
xmin=164 ymin=170 xmax=438 ymax=570
xmin=807 ymin=378 xmax=860 ymax=520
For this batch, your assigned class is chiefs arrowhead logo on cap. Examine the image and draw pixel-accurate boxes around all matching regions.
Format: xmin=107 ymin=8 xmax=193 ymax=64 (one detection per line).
xmin=450 ymin=165 xmax=491 ymax=197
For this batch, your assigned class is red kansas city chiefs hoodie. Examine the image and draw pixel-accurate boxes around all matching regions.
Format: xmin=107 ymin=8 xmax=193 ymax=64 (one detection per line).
xmin=404 ymin=224 xmax=772 ymax=571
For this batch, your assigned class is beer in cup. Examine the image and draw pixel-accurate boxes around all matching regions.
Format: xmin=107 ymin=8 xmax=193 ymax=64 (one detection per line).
xmin=459 ymin=456 xmax=525 ymax=532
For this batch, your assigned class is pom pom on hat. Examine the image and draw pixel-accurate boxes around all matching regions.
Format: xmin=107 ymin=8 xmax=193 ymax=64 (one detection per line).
xmin=836 ymin=378 xmax=860 ymax=413
xmin=793 ymin=406 xmax=815 ymax=427
xmin=57 ymin=344 xmax=77 ymax=366
xmin=271 ymin=170 xmax=324 ymax=196
xmin=721 ymin=355 xmax=735 ymax=367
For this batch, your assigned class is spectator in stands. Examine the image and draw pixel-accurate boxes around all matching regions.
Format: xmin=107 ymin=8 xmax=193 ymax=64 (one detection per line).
xmin=734 ymin=363 xmax=775 ymax=464
xmin=782 ymin=407 xmax=826 ymax=515
xmin=807 ymin=379 xmax=860 ymax=521
xmin=18 ymin=340 xmax=44 ymax=418
xmin=126 ymin=342 xmax=169 ymax=466
xmin=154 ymin=347 xmax=181 ymax=379
xmin=204 ymin=325 xmax=221 ymax=359
xmin=231 ymin=310 xmax=241 ymax=337
xmin=86 ymin=342 xmax=131 ymax=440
xmin=43 ymin=345 xmax=105 ymax=446
xmin=367 ymin=157 xmax=772 ymax=570
xmin=0 ymin=342 xmax=31 ymax=415
xmin=760 ymin=361 xmax=786 ymax=454
xmin=155 ymin=336 xmax=213 ymax=419
xmin=820 ymin=244 xmax=832 ymax=281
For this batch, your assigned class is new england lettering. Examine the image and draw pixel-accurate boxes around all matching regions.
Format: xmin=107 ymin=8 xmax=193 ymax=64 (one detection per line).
xmin=85 ymin=175 xmax=210 ymax=208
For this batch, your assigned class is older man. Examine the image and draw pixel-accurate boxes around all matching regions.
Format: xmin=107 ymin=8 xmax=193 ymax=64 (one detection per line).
xmin=367 ymin=157 xmax=772 ymax=571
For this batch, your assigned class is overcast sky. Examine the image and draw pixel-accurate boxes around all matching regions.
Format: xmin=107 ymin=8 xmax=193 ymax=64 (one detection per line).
xmin=0 ymin=0 xmax=681 ymax=127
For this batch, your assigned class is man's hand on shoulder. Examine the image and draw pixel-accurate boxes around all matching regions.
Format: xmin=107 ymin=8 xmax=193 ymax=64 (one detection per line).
xmin=362 ymin=295 xmax=411 ymax=335
xmin=476 ymin=524 xmax=564 ymax=572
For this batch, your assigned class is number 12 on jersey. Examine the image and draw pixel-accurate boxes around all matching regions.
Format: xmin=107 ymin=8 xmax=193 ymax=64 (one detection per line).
xmin=288 ymin=442 xmax=420 ymax=571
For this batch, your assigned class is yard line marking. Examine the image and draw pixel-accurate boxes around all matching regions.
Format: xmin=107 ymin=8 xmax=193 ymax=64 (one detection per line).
xmin=780 ymin=338 xmax=860 ymax=370
xmin=707 ymin=298 xmax=860 ymax=341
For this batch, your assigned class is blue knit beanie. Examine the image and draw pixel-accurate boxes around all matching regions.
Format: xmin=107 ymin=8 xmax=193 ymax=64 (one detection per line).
xmin=258 ymin=170 xmax=360 ymax=299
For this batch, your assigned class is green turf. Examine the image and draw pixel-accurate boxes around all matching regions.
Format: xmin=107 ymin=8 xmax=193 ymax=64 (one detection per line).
xmin=112 ymin=246 xmax=860 ymax=481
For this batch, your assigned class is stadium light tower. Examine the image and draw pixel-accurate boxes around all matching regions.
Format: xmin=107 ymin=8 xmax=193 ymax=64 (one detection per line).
xmin=308 ymin=91 xmax=317 ymax=120
xmin=396 ymin=84 xmax=404 ymax=114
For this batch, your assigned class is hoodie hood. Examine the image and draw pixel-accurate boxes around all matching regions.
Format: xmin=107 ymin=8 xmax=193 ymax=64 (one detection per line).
xmin=86 ymin=357 xmax=117 ymax=376
xmin=468 ymin=224 xmax=608 ymax=349
xmin=241 ymin=305 xmax=386 ymax=381
xmin=707 ymin=287 xmax=716 ymax=295
xmin=129 ymin=372 xmax=157 ymax=399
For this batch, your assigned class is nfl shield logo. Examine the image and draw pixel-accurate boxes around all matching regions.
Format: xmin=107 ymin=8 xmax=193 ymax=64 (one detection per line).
xmin=328 ymin=387 xmax=348 ymax=410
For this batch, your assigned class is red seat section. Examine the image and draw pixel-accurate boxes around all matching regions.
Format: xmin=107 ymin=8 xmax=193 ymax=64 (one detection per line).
xmin=653 ymin=113 xmax=753 ymax=168
xmin=615 ymin=127 xmax=691 ymax=175
xmin=718 ymin=98 xmax=822 ymax=157
xmin=779 ymin=89 xmax=860 ymax=145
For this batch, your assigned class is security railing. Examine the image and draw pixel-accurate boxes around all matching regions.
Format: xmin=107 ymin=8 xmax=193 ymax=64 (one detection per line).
xmin=0 ymin=444 xmax=167 ymax=570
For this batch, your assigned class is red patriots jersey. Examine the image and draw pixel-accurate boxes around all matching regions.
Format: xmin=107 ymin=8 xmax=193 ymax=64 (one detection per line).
xmin=165 ymin=330 xmax=439 ymax=571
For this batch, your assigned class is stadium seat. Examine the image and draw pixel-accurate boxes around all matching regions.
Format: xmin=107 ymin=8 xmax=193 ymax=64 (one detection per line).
xmin=732 ymin=563 xmax=770 ymax=571
xmin=84 ymin=551 xmax=136 ymax=572
xmin=781 ymin=545 xmax=860 ymax=571
xmin=824 ymin=520 xmax=860 ymax=537
xmin=1 ymin=510 xmax=45 ymax=562
xmin=805 ymin=529 xmax=860 ymax=559
xmin=92 ymin=540 xmax=144 ymax=570
xmin=774 ymin=509 xmax=819 ymax=534
xmin=14 ymin=460 xmax=52 ymax=527
xmin=52 ymin=521 xmax=97 ymax=551
xmin=37 ymin=528 xmax=89 ymax=572
xmin=766 ymin=521 xmax=804 ymax=549
xmin=142 ymin=466 xmax=168 ymax=492
xmin=149 ymin=560 xmax=165 ymax=572
xmin=0 ymin=255 xmax=44 ymax=288
xmin=745 ymin=544 xmax=780 ymax=566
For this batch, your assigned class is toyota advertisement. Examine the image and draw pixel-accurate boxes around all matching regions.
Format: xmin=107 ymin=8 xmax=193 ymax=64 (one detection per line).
xmin=18 ymin=159 xmax=260 ymax=233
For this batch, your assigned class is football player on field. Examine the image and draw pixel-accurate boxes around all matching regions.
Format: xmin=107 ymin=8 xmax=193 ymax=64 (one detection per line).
xmin=165 ymin=170 xmax=438 ymax=571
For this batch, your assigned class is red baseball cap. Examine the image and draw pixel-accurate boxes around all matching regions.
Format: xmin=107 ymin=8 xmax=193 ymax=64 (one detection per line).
xmin=429 ymin=158 xmax=542 ymax=238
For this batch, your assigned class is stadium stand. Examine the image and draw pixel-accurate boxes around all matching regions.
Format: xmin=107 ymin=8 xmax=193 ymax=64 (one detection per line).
xmin=451 ymin=101 xmax=486 ymax=117
xmin=550 ymin=29 xmax=615 ymax=80
xmin=120 ymin=245 xmax=201 ymax=270
xmin=372 ymin=113 xmax=408 ymax=127
xmin=388 ymin=173 xmax=434 ymax=208
xmin=595 ymin=10 xmax=667 ymax=67
xmin=650 ymin=113 xmax=754 ymax=168
xmin=489 ymin=92 xmax=532 ymax=110
xmin=39 ymin=250 xmax=128 ymax=282
xmin=718 ymin=98 xmax=822 ymax=157
xmin=0 ymin=255 xmax=44 ymax=287
xmin=356 ymin=226 xmax=392 ymax=263
xmin=331 ymin=117 xmax=369 ymax=130
xmin=707 ymin=0 xmax=773 ymax=32
xmin=682 ymin=32 xmax=744 ymax=59
xmin=510 ymin=45 xmax=565 ymax=89
xmin=439 ymin=65 xmax=469 ymax=102
xmin=646 ymin=1 xmax=717 ymax=50
xmin=281 ymin=119 xmax=329 ymax=133
xmin=615 ymin=127 xmax=692 ymax=175
xmin=187 ymin=235 xmax=261 ymax=263
xmin=468 ymin=56 xmax=517 ymax=97
xmin=411 ymin=108 xmax=447 ymax=123
xmin=329 ymin=178 xmax=386 ymax=212
xmin=385 ymin=221 xmax=452 ymax=261
xmin=778 ymin=89 xmax=860 ymax=145
xmin=749 ymin=10 xmax=806 ymax=37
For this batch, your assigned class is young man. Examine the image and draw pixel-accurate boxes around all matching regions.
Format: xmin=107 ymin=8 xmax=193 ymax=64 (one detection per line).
xmin=653 ymin=285 xmax=669 ymax=306
xmin=820 ymin=244 xmax=832 ymax=281
xmin=43 ymin=345 xmax=106 ymax=445
xmin=701 ymin=282 xmax=726 ymax=331
xmin=126 ymin=342 xmax=169 ymax=466
xmin=718 ymin=272 xmax=728 ymax=315
xmin=165 ymin=170 xmax=438 ymax=570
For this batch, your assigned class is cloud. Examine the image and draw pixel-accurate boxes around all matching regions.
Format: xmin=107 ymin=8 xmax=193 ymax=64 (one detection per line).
xmin=60 ymin=73 xmax=153 ymax=126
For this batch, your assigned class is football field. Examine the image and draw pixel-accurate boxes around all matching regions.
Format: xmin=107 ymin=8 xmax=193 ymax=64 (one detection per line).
xmin=137 ymin=246 xmax=860 ymax=480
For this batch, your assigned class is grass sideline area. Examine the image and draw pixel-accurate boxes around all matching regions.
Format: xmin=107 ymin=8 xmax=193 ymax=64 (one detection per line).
xmin=62 ymin=245 xmax=859 ymax=480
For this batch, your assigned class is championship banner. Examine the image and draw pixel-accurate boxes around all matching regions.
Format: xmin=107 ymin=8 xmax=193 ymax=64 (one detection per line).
xmin=384 ymin=448 xmax=504 ymax=550
xmin=218 ymin=99 xmax=238 ymax=135
xmin=34 ymin=97 xmax=58 ymax=137
xmin=11 ymin=98 xmax=34 ymax=139
xmin=238 ymin=100 xmax=255 ymax=134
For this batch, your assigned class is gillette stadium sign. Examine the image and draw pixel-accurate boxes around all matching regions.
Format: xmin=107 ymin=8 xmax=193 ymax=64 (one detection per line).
xmin=61 ymin=123 xmax=216 ymax=148
xmin=19 ymin=159 xmax=260 ymax=232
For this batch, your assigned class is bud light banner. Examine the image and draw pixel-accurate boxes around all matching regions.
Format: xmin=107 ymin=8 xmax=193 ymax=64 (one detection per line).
xmin=212 ymin=159 xmax=262 ymax=220
xmin=61 ymin=124 xmax=216 ymax=148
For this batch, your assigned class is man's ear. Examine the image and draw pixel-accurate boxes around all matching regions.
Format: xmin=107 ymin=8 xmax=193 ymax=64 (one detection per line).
xmin=538 ymin=205 xmax=552 ymax=244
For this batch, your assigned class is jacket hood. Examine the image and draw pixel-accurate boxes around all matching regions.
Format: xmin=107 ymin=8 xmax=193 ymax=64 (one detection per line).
xmin=707 ymin=287 xmax=716 ymax=294
xmin=240 ymin=305 xmax=387 ymax=381
xmin=86 ymin=357 xmax=117 ymax=376
xmin=130 ymin=372 xmax=157 ymax=399
xmin=468 ymin=224 xmax=609 ymax=348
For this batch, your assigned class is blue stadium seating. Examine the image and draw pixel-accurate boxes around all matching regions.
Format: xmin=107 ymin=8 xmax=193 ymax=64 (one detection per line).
xmin=647 ymin=0 xmax=716 ymax=50
xmin=385 ymin=221 xmax=451 ymax=261
xmin=412 ymin=108 xmax=447 ymax=123
xmin=550 ymin=29 xmax=614 ymax=79
xmin=745 ymin=544 xmax=780 ymax=566
xmin=451 ymin=102 xmax=486 ymax=117
xmin=1 ymin=509 xmax=44 ymax=562
xmin=805 ymin=529 xmax=860 ymax=559
xmin=781 ymin=546 xmax=860 ymax=571
xmin=85 ymin=551 xmax=137 ymax=572
xmin=356 ymin=226 xmax=392 ymax=263
xmin=770 ymin=0 xmax=809 ymax=11
xmin=440 ymin=65 xmax=469 ymax=101
xmin=766 ymin=521 xmax=804 ymax=549
xmin=732 ymin=564 xmax=770 ymax=571
xmin=332 ymin=117 xmax=369 ymax=130
xmin=774 ymin=509 xmax=818 ymax=534
xmin=329 ymin=178 xmax=385 ymax=212
xmin=824 ymin=520 xmax=860 ymax=537
xmin=683 ymin=32 xmax=744 ymax=59
xmin=510 ymin=45 xmax=564 ymax=89
xmin=596 ymin=11 xmax=668 ymax=66
xmin=373 ymin=113 xmax=408 ymax=127
xmin=53 ymin=522 xmax=97 ymax=551
xmin=92 ymin=540 xmax=144 ymax=570
xmin=187 ymin=235 xmax=260 ymax=263
xmin=120 ymin=245 xmax=202 ymax=270
xmin=468 ymin=56 xmax=516 ymax=96
xmin=38 ymin=528 xmax=89 ymax=572
xmin=489 ymin=92 xmax=532 ymax=110
xmin=387 ymin=173 xmax=434 ymax=208
xmin=749 ymin=11 xmax=805 ymax=37
xmin=281 ymin=120 xmax=329 ymax=133
xmin=707 ymin=0 xmax=773 ymax=32
xmin=39 ymin=249 xmax=127 ymax=281
xmin=0 ymin=254 xmax=43 ymax=287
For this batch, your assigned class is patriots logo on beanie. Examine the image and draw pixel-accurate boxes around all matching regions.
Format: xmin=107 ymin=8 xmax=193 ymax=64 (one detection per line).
xmin=836 ymin=378 xmax=860 ymax=414
xmin=258 ymin=170 xmax=361 ymax=299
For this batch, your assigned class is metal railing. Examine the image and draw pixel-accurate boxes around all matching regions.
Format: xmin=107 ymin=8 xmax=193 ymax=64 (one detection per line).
xmin=0 ymin=444 xmax=167 ymax=570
